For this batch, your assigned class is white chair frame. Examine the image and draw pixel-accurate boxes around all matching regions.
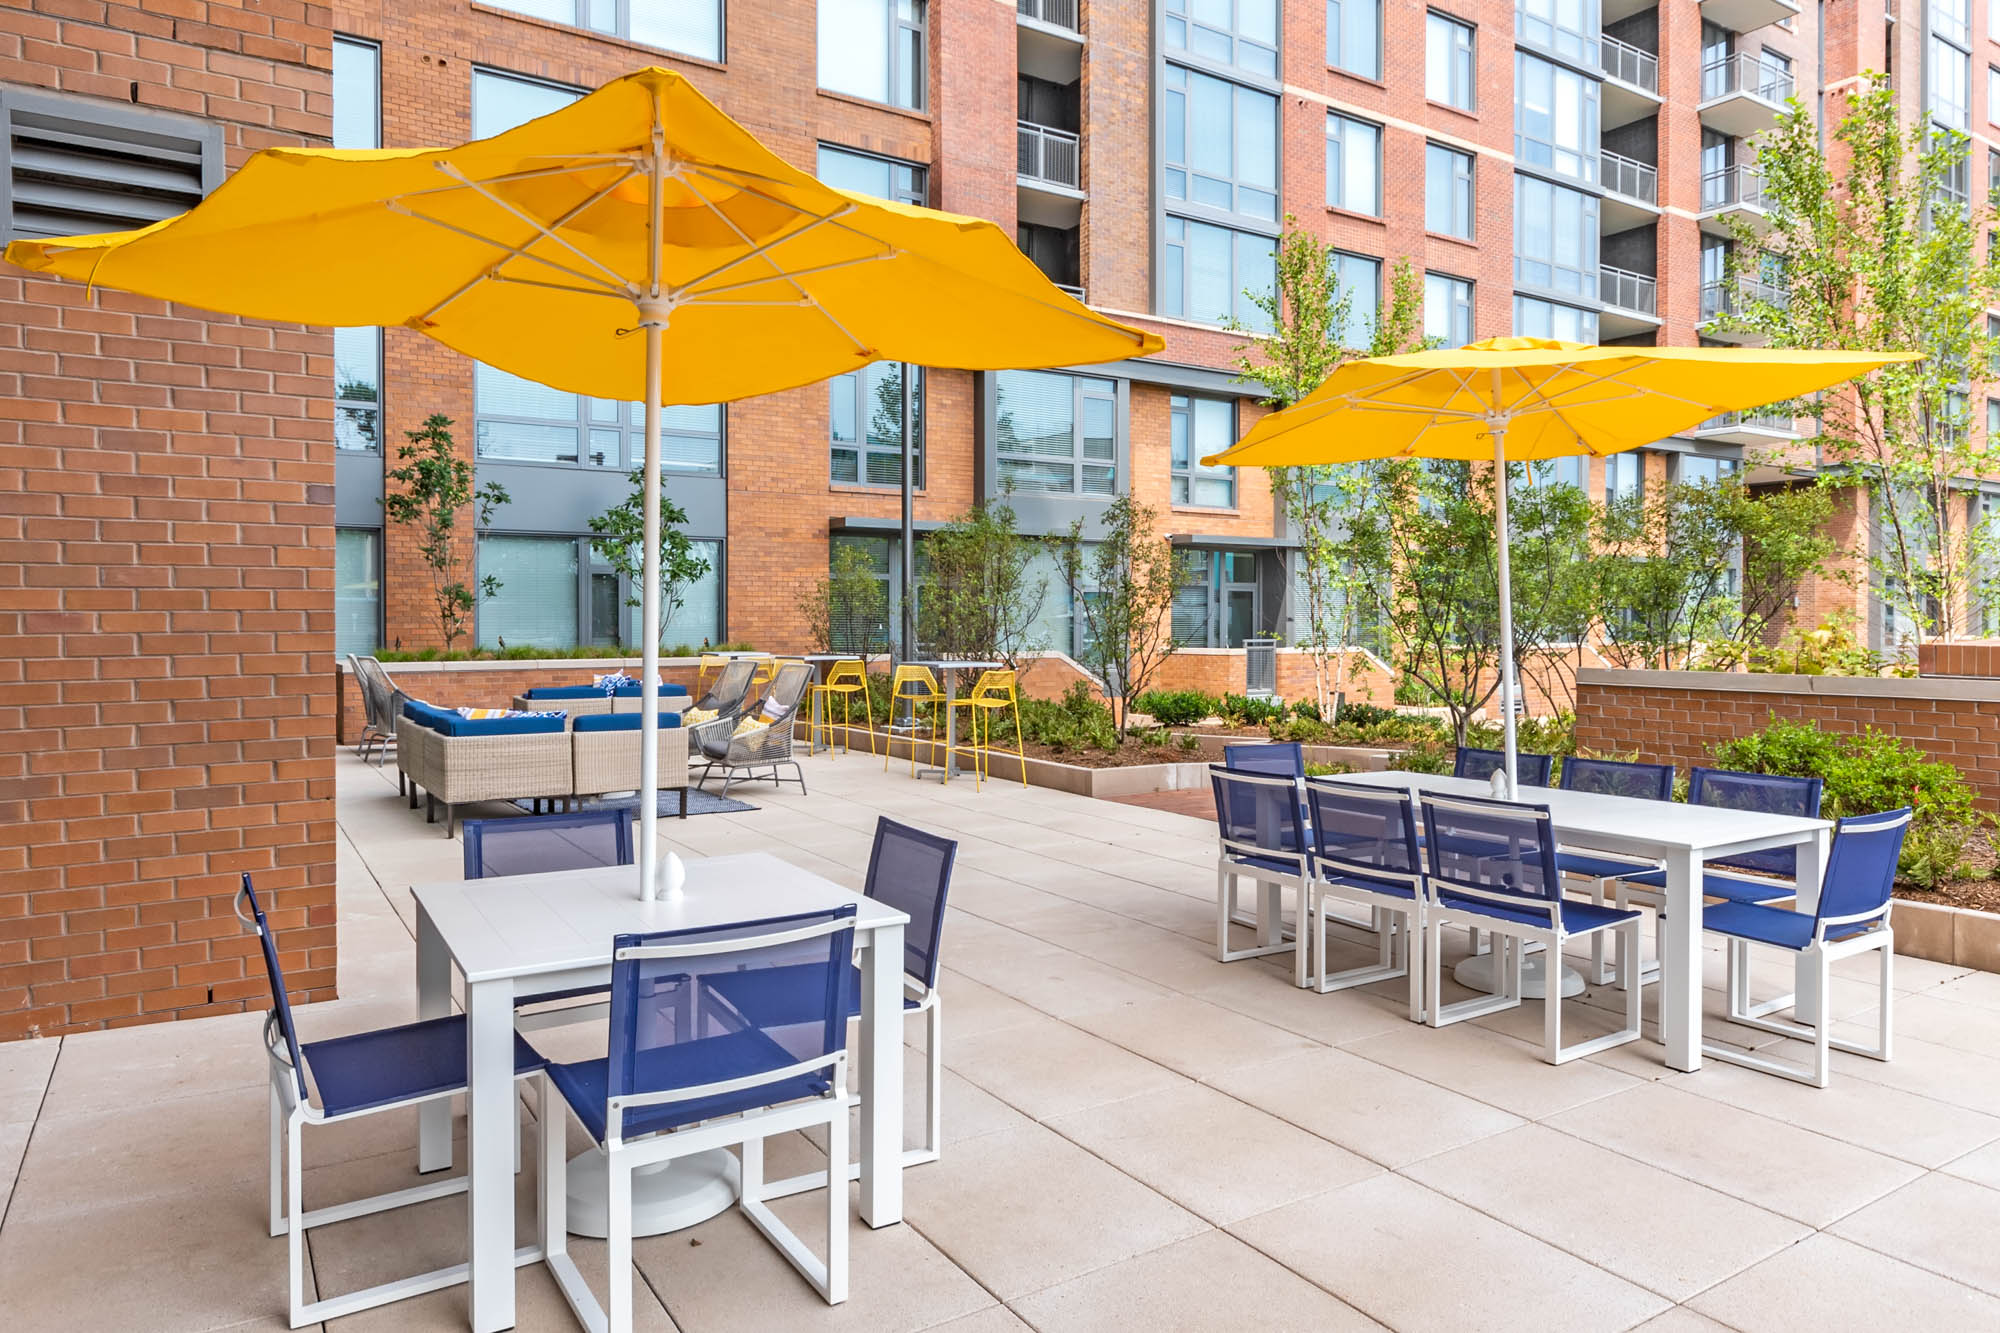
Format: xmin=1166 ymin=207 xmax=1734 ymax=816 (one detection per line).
xmin=1307 ymin=784 xmax=1425 ymax=1019
xmin=1704 ymin=909 xmax=1896 ymax=1089
xmin=1213 ymin=769 xmax=1314 ymax=988
xmin=1558 ymin=848 xmax=1662 ymax=985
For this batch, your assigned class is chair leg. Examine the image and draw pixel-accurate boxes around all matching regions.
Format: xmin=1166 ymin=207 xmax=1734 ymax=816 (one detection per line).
xmin=1425 ymin=913 xmax=1446 ymax=1028
xmin=825 ymin=1101 xmax=849 ymax=1305
xmin=1011 ymin=697 xmax=1026 ymax=787
xmin=287 ymin=1109 xmax=308 ymax=1328
xmin=268 ymin=1084 xmax=285 ymax=1238
xmin=1543 ymin=931 xmax=1563 ymax=1065
xmin=923 ymin=995 xmax=943 ymax=1164
xmin=1879 ymin=938 xmax=1895 ymax=1063
xmin=538 ymin=1074 xmax=568 ymax=1267
xmin=607 ymin=1149 xmax=633 ymax=1333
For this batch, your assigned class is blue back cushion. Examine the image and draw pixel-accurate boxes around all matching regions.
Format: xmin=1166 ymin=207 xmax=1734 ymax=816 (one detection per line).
xmin=574 ymin=712 xmax=685 ymax=732
xmin=401 ymin=700 xmax=457 ymax=732
xmin=523 ymin=685 xmax=605 ymax=699
xmin=436 ymin=712 xmax=567 ymax=738
xmin=612 ymin=682 xmax=690 ymax=697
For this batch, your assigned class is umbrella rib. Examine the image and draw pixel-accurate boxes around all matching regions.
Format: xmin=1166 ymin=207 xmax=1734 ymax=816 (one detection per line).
xmin=672 ymin=172 xmax=873 ymax=355
xmin=1501 ymin=365 xmax=1599 ymax=453
xmin=685 ymin=252 xmax=901 ymax=302
xmin=386 ymin=158 xmax=644 ymax=203
xmin=409 ymin=166 xmax=643 ymax=323
xmin=389 ymin=202 xmax=634 ymax=298
xmin=434 ymin=160 xmax=636 ymax=295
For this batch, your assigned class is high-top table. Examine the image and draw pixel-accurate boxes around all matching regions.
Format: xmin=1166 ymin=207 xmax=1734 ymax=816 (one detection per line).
xmin=1331 ymin=770 xmax=1831 ymax=1074
xmin=413 ymin=851 xmax=909 ymax=1333
xmin=907 ymin=658 xmax=1001 ymax=781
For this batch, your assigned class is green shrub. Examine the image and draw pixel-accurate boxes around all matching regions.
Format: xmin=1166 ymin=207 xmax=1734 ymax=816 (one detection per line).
xmin=1710 ymin=716 xmax=1987 ymax=887
xmin=1334 ymin=700 xmax=1398 ymax=728
xmin=1134 ymin=689 xmax=1220 ymax=726
xmin=1401 ymin=735 xmax=1455 ymax=774
xmin=1005 ymin=681 xmax=1119 ymax=753
xmin=1269 ymin=716 xmax=1334 ymax=744
xmin=1291 ymin=700 xmax=1321 ymax=722
xmin=1304 ymin=761 xmax=1356 ymax=777
xmin=1220 ymin=693 xmax=1287 ymax=726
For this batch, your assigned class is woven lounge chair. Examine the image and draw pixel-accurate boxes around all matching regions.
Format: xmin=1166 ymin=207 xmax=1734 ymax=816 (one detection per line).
xmin=686 ymin=657 xmax=758 ymax=721
xmin=350 ymin=655 xmax=408 ymax=767
xmin=690 ymin=661 xmax=813 ymax=796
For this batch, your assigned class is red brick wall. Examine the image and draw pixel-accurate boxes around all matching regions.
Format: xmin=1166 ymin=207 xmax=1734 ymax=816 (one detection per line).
xmin=1573 ymin=669 xmax=2000 ymax=813
xmin=1919 ymin=641 xmax=2000 ymax=678
xmin=0 ymin=0 xmax=337 ymax=1040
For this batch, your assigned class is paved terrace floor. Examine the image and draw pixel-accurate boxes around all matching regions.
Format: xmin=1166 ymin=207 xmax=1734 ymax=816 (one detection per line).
xmin=7 ymin=750 xmax=2000 ymax=1331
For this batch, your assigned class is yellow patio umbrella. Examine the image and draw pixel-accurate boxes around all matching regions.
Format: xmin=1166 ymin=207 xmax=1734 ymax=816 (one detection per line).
xmin=1201 ymin=336 xmax=1919 ymax=793
xmin=6 ymin=65 xmax=1162 ymax=900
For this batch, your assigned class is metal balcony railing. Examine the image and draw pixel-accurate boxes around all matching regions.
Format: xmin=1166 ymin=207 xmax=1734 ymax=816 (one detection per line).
xmin=1701 ymin=276 xmax=1790 ymax=319
xmin=1698 ymin=408 xmax=1797 ymax=434
xmin=1601 ymin=150 xmax=1658 ymax=205
xmin=1054 ymin=282 xmax=1086 ymax=301
xmin=1599 ymin=34 xmax=1659 ymax=94
xmin=1701 ymin=52 xmax=1794 ymax=104
xmin=1600 ymin=265 xmax=1658 ymax=316
xmin=1018 ymin=121 xmax=1081 ymax=190
xmin=1017 ymin=0 xmax=1080 ymax=33
xmin=1701 ymin=163 xmax=1768 ymax=212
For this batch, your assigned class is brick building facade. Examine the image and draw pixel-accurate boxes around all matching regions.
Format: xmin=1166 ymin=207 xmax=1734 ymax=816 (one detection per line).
xmin=5 ymin=1 xmax=1998 ymax=1037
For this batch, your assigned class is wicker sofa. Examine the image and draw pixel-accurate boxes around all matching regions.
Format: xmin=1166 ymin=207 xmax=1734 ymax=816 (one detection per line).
xmin=508 ymin=682 xmax=691 ymax=716
xmin=397 ymin=701 xmax=691 ymax=836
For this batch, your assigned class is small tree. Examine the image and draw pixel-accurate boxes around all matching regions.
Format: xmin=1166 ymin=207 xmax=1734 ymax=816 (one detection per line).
xmin=1721 ymin=80 xmax=2000 ymax=645
xmin=798 ymin=543 xmax=890 ymax=655
xmin=1229 ymin=220 xmax=1431 ymax=714
xmin=915 ymin=498 xmax=1046 ymax=666
xmin=382 ymin=414 xmax=509 ymax=652
xmin=586 ymin=469 xmax=711 ymax=648
xmin=1051 ymin=494 xmax=1186 ymax=725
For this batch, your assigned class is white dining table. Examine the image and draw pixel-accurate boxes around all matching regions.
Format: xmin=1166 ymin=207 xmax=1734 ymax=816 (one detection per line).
xmin=413 ymin=851 xmax=909 ymax=1333
xmin=1332 ymin=770 xmax=1831 ymax=1074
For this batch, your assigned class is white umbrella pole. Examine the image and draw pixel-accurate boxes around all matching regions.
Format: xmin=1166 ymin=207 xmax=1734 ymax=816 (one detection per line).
xmin=1488 ymin=418 xmax=1520 ymax=798
xmin=638 ymin=315 xmax=664 ymax=900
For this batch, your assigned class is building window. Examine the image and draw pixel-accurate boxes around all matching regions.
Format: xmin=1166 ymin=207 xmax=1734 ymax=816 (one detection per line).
xmin=1165 ymin=64 xmax=1279 ymax=224
xmin=1515 ymin=51 xmax=1599 ymax=184
xmin=1426 ymin=11 xmax=1475 ymax=110
xmin=1325 ymin=114 xmax=1382 ymax=216
xmin=816 ymin=143 xmax=927 ymax=206
xmin=1986 ymin=397 xmax=1999 ymax=440
xmin=994 ymin=370 xmax=1118 ymax=496
xmin=1514 ymin=173 xmax=1599 ymax=300
xmin=818 ymin=0 xmax=926 ymax=111
xmin=631 ymin=539 xmax=723 ymax=649
xmin=832 ymin=363 xmax=923 ymax=487
xmin=1163 ymin=215 xmax=1276 ymax=329
xmin=1165 ymin=0 xmax=1278 ymax=79
xmin=332 ymin=36 xmax=380 ymax=150
xmin=1424 ymin=272 xmax=1473 ymax=348
xmin=1425 ymin=143 xmax=1474 ymax=238
xmin=1989 ymin=314 xmax=2000 ymax=376
xmin=475 ymin=365 xmax=723 ymax=473
xmin=471 ymin=67 xmax=582 ymax=138
xmin=1174 ymin=549 xmax=1261 ymax=647
xmin=1936 ymin=0 xmax=1970 ymax=46
xmin=1335 ymin=251 xmax=1380 ymax=349
xmin=335 ymin=529 xmax=381 ymax=657
xmin=331 ymin=39 xmax=383 ymax=453
xmin=479 ymin=535 xmax=580 ymax=649
xmin=1677 ymin=455 xmax=1740 ymax=486
xmin=1605 ymin=452 xmax=1642 ymax=505
xmin=0 ymin=87 xmax=221 ymax=241
xmin=1518 ymin=456 xmax=1584 ymax=491
xmin=486 ymin=0 xmax=724 ymax=62
xmin=1517 ymin=0 xmax=1597 ymax=67
xmin=1514 ymin=294 xmax=1598 ymax=342
xmin=1932 ymin=37 xmax=1971 ymax=131
xmin=1171 ymin=394 xmax=1237 ymax=508
xmin=1989 ymin=68 xmax=2000 ymax=126
xmin=1327 ymin=0 xmax=1381 ymax=80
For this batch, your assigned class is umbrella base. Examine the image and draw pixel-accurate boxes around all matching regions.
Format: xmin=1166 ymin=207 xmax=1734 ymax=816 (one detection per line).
xmin=1454 ymin=950 xmax=1586 ymax=1000
xmin=563 ymin=1147 xmax=740 ymax=1238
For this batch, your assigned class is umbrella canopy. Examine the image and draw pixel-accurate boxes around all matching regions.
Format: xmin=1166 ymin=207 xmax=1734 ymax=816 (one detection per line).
xmin=1202 ymin=337 xmax=1920 ymax=791
xmin=6 ymin=65 xmax=1163 ymax=900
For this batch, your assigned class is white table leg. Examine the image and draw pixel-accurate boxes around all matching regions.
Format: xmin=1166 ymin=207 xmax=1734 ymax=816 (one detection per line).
xmin=858 ymin=925 xmax=905 ymax=1228
xmin=416 ymin=903 xmax=453 ymax=1173
xmin=465 ymin=977 xmax=517 ymax=1333
xmin=1791 ymin=827 xmax=1832 ymax=1028
xmin=1660 ymin=847 xmax=1703 ymax=1072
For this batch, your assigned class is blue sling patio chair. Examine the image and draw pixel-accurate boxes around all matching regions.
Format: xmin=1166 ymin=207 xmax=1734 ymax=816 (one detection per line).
xmin=1210 ymin=765 xmax=1315 ymax=987
xmin=1305 ymin=778 xmax=1426 ymax=1019
xmin=1554 ymin=756 xmax=1676 ymax=984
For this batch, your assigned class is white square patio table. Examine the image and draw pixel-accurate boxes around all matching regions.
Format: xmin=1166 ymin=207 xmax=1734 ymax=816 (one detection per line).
xmin=1332 ymin=770 xmax=1831 ymax=1073
xmin=413 ymin=850 xmax=909 ymax=1333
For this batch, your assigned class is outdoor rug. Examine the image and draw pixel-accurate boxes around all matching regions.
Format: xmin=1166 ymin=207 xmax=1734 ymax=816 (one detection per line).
xmin=513 ymin=788 xmax=757 ymax=817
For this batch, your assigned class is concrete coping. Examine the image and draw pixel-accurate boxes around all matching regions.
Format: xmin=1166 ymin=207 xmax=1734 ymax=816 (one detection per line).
xmin=1576 ymin=667 xmax=2000 ymax=703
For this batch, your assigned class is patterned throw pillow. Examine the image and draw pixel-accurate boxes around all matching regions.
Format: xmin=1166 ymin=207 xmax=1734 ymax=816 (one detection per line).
xmin=683 ymin=707 xmax=719 ymax=726
xmin=456 ymin=706 xmax=565 ymax=721
xmin=731 ymin=717 xmax=769 ymax=739
xmin=593 ymin=671 xmax=633 ymax=694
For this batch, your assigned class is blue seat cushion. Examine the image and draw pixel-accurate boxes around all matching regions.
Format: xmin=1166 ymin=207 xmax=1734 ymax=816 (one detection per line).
xmin=1703 ymin=900 xmax=1816 ymax=950
xmin=1557 ymin=851 xmax=1657 ymax=881
xmin=544 ymin=1029 xmax=834 ymax=1144
xmin=700 ymin=963 xmax=922 ymax=1031
xmin=1224 ymin=852 xmax=1310 ymax=878
xmin=573 ymin=712 xmax=685 ymax=732
xmin=612 ymin=682 xmax=690 ymax=697
xmin=301 ymin=1014 xmax=545 ymax=1119
xmin=523 ymin=685 xmax=608 ymax=699
xmin=1317 ymin=871 xmax=1417 ymax=901
xmin=1619 ymin=866 xmax=1796 ymax=904
xmin=1434 ymin=891 xmax=1638 ymax=936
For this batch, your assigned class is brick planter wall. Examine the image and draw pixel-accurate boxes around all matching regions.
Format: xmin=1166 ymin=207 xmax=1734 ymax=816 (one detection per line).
xmin=1573 ymin=669 xmax=2000 ymax=814
xmin=0 ymin=1 xmax=336 ymax=1040
xmin=1918 ymin=641 xmax=2000 ymax=678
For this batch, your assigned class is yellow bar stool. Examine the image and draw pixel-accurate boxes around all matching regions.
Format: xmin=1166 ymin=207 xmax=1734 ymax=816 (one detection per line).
xmin=884 ymin=664 xmax=944 ymax=776
xmin=809 ymin=658 xmax=875 ymax=756
xmin=695 ymin=653 xmax=724 ymax=691
xmin=748 ymin=656 xmax=781 ymax=689
xmin=948 ymin=669 xmax=1026 ymax=789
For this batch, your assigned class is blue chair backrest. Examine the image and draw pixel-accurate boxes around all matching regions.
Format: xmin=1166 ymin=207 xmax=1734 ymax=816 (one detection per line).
xmin=1560 ymin=755 xmax=1674 ymax=801
xmin=1453 ymin=746 xmax=1554 ymax=787
xmin=1813 ymin=808 xmax=1911 ymax=935
xmin=1688 ymin=767 xmax=1824 ymax=878
xmin=1305 ymin=779 xmax=1423 ymax=895
xmin=606 ymin=906 xmax=857 ymax=1136
xmin=1422 ymin=793 xmax=1563 ymax=927
xmin=238 ymin=873 xmax=307 ymax=1103
xmin=461 ymin=808 xmax=636 ymax=880
xmin=1224 ymin=742 xmax=1304 ymax=779
xmin=864 ymin=817 xmax=957 ymax=991
xmin=1209 ymin=766 xmax=1309 ymax=866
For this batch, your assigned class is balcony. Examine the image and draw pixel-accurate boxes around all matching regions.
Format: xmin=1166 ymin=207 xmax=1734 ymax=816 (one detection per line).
xmin=1017 ymin=0 xmax=1083 ymax=85
xmin=1017 ymin=0 xmax=1079 ymax=33
xmin=1018 ymin=120 xmax=1083 ymax=223
xmin=1599 ymin=34 xmax=1661 ymax=130
xmin=1699 ymin=163 xmax=1771 ymax=236
xmin=1699 ymin=276 xmax=1788 ymax=343
xmin=1599 ymin=264 xmax=1660 ymax=337
xmin=1699 ymin=0 xmax=1801 ymax=34
xmin=1699 ymin=53 xmax=1793 ymax=137
xmin=1690 ymin=407 xmax=1800 ymax=445
xmin=1600 ymin=150 xmax=1659 ymax=233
